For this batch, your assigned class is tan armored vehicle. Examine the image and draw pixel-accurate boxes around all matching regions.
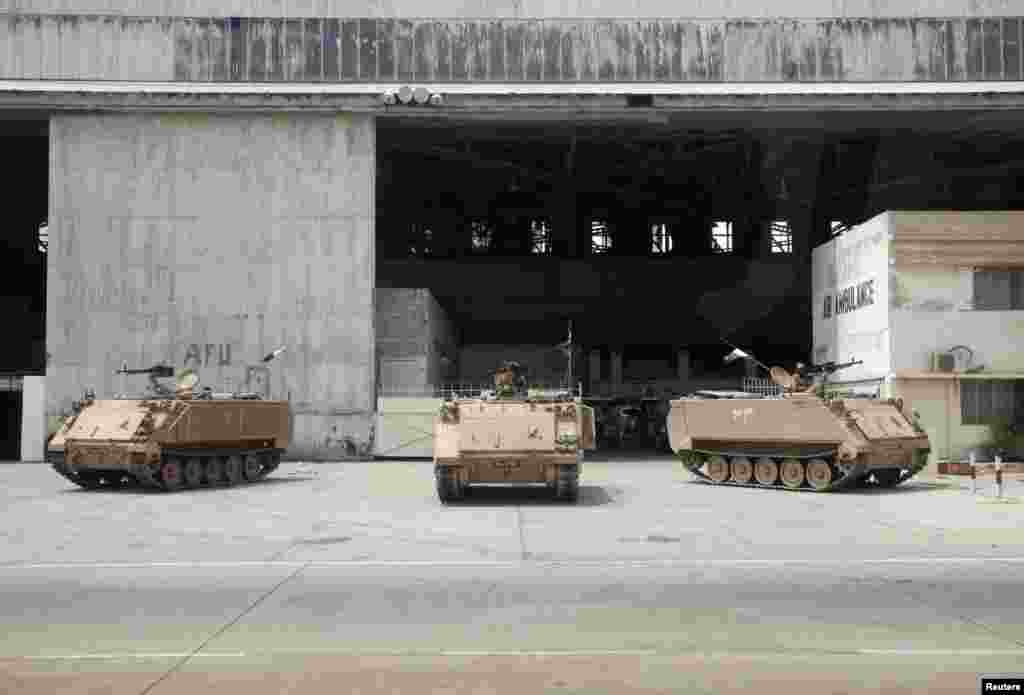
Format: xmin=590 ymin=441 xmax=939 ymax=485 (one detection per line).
xmin=433 ymin=362 xmax=596 ymax=503
xmin=667 ymin=353 xmax=931 ymax=492
xmin=47 ymin=349 xmax=290 ymax=492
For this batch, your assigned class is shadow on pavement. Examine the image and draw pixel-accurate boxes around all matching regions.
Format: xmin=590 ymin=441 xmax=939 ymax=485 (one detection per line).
xmin=679 ymin=476 xmax=964 ymax=496
xmin=57 ymin=475 xmax=316 ymax=495
xmin=442 ymin=484 xmax=615 ymax=507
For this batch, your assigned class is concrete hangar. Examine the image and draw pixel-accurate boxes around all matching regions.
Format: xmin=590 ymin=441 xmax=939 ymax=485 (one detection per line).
xmin=2 ymin=1 xmax=1024 ymax=466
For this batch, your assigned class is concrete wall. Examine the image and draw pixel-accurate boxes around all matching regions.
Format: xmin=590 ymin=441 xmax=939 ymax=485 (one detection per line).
xmin=19 ymin=375 xmax=44 ymax=462
xmin=425 ymin=290 xmax=457 ymax=388
xmin=889 ymin=210 xmax=1024 ymax=267
xmin=375 ymin=287 xmax=455 ymax=395
xmin=811 ymin=211 xmax=891 ymax=384
xmin=890 ymin=268 xmax=1024 ymax=373
xmin=888 ymin=211 xmax=1024 ymax=373
xmin=4 ymin=11 xmax=1023 ymax=82
xmin=46 ymin=112 xmax=376 ymax=460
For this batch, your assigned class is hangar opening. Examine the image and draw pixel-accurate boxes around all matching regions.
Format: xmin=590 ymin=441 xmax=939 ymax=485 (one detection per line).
xmin=373 ymin=108 xmax=1024 ymax=456
xmin=0 ymin=117 xmax=48 ymax=462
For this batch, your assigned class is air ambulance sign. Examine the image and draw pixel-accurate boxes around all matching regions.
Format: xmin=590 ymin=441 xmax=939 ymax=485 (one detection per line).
xmin=822 ymin=278 xmax=876 ymax=319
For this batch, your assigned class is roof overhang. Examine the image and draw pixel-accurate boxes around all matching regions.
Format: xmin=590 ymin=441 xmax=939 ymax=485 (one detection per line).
xmin=3 ymin=80 xmax=1024 ymax=114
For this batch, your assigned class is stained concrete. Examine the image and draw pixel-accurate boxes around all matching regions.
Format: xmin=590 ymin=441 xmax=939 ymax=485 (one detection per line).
xmin=1 ymin=0 xmax=1022 ymax=19
xmin=46 ymin=112 xmax=376 ymax=459
xmin=3 ymin=11 xmax=1024 ymax=83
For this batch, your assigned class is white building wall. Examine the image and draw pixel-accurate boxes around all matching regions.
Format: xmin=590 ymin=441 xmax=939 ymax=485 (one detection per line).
xmin=811 ymin=211 xmax=891 ymax=385
xmin=890 ymin=262 xmax=1024 ymax=374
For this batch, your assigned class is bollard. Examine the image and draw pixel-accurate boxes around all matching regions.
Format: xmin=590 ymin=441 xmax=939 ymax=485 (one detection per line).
xmin=995 ymin=455 xmax=1003 ymax=499
xmin=970 ymin=452 xmax=977 ymax=494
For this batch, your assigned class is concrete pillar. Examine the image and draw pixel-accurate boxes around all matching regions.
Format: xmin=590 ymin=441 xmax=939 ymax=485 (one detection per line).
xmin=611 ymin=350 xmax=623 ymax=388
xmin=676 ymin=349 xmax=690 ymax=381
xmin=589 ymin=349 xmax=602 ymax=384
xmin=48 ymin=113 xmax=376 ymax=461
xmin=437 ymin=192 xmax=463 ymax=259
xmin=20 ymin=376 xmax=45 ymax=462
xmin=552 ymin=193 xmax=579 ymax=259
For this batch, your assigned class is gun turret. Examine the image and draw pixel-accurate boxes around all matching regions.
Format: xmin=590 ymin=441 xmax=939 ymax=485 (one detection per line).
xmin=116 ymin=364 xmax=175 ymax=378
xmin=494 ymin=361 xmax=528 ymax=399
xmin=796 ymin=359 xmax=864 ymax=379
xmin=115 ymin=363 xmax=177 ymax=398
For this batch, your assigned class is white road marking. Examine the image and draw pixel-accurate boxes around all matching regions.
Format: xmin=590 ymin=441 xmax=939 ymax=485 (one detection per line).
xmin=23 ymin=653 xmax=246 ymax=660
xmin=3 ymin=557 xmax=1024 ymax=570
xmin=18 ymin=648 xmax=1024 ymax=660
xmin=857 ymin=649 xmax=1024 ymax=656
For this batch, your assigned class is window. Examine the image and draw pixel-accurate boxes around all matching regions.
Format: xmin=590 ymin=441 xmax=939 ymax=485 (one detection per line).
xmin=769 ymin=220 xmax=792 ymax=254
xmin=530 ymin=219 xmax=552 ymax=255
xmin=961 ymin=380 xmax=1024 ymax=425
xmin=591 ymin=219 xmax=611 ymax=255
xmin=650 ymin=223 xmax=673 ymax=255
xmin=830 ymin=220 xmax=851 ymax=237
xmin=973 ymin=270 xmax=1024 ymax=310
xmin=37 ymin=222 xmax=48 ymax=254
xmin=470 ymin=220 xmax=493 ymax=252
xmin=711 ymin=221 xmax=733 ymax=253
xmin=407 ymin=224 xmax=433 ymax=257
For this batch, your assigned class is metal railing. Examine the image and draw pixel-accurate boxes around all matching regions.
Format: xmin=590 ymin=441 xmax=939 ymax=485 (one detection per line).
xmin=938 ymin=452 xmax=1018 ymax=498
xmin=967 ymin=453 xmax=1015 ymax=498
xmin=0 ymin=375 xmax=23 ymax=392
xmin=379 ymin=382 xmax=579 ymax=400
xmin=740 ymin=377 xmax=784 ymax=397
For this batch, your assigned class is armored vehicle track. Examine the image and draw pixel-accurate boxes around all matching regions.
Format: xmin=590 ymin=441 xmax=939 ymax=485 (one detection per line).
xmin=677 ymin=447 xmax=929 ymax=493
xmin=48 ymin=450 xmax=282 ymax=492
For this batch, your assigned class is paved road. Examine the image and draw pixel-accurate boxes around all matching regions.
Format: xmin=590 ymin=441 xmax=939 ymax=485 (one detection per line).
xmin=1 ymin=459 xmax=1022 ymax=693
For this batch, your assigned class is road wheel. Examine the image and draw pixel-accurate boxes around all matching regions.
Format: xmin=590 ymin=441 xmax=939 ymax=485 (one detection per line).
xmin=780 ymin=459 xmax=805 ymax=489
xmin=806 ymin=459 xmax=834 ymax=491
xmin=205 ymin=457 xmax=225 ymax=485
xmin=183 ymin=457 xmax=204 ymax=488
xmin=224 ymin=455 xmax=244 ymax=485
xmin=754 ymin=457 xmax=779 ymax=486
xmin=730 ymin=457 xmax=753 ymax=484
xmin=436 ymin=467 xmax=460 ymax=504
xmin=556 ymin=467 xmax=580 ymax=502
xmin=74 ymin=472 xmax=104 ymax=490
xmin=706 ymin=456 xmax=730 ymax=483
xmin=873 ymin=469 xmax=903 ymax=487
xmin=264 ymin=452 xmax=281 ymax=474
xmin=100 ymin=474 xmax=128 ymax=488
xmin=160 ymin=459 xmax=183 ymax=491
xmin=242 ymin=455 xmax=263 ymax=481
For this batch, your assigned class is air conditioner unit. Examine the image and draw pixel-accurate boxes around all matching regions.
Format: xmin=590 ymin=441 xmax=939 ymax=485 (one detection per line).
xmin=930 ymin=352 xmax=955 ymax=372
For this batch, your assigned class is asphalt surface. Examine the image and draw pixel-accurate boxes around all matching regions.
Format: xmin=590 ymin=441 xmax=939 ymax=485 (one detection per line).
xmin=1 ymin=457 xmax=1022 ymax=694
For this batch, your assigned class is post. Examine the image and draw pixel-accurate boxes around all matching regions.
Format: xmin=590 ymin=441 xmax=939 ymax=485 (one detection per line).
xmin=677 ymin=349 xmax=691 ymax=381
xmin=995 ymin=455 xmax=1003 ymax=499
xmin=589 ymin=350 xmax=601 ymax=389
xmin=970 ymin=451 xmax=977 ymax=494
xmin=610 ymin=350 xmax=623 ymax=390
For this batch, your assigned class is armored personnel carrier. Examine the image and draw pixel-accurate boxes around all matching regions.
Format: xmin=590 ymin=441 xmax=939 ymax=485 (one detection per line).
xmin=433 ymin=361 xmax=596 ymax=503
xmin=46 ymin=349 xmax=290 ymax=492
xmin=667 ymin=353 xmax=931 ymax=492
